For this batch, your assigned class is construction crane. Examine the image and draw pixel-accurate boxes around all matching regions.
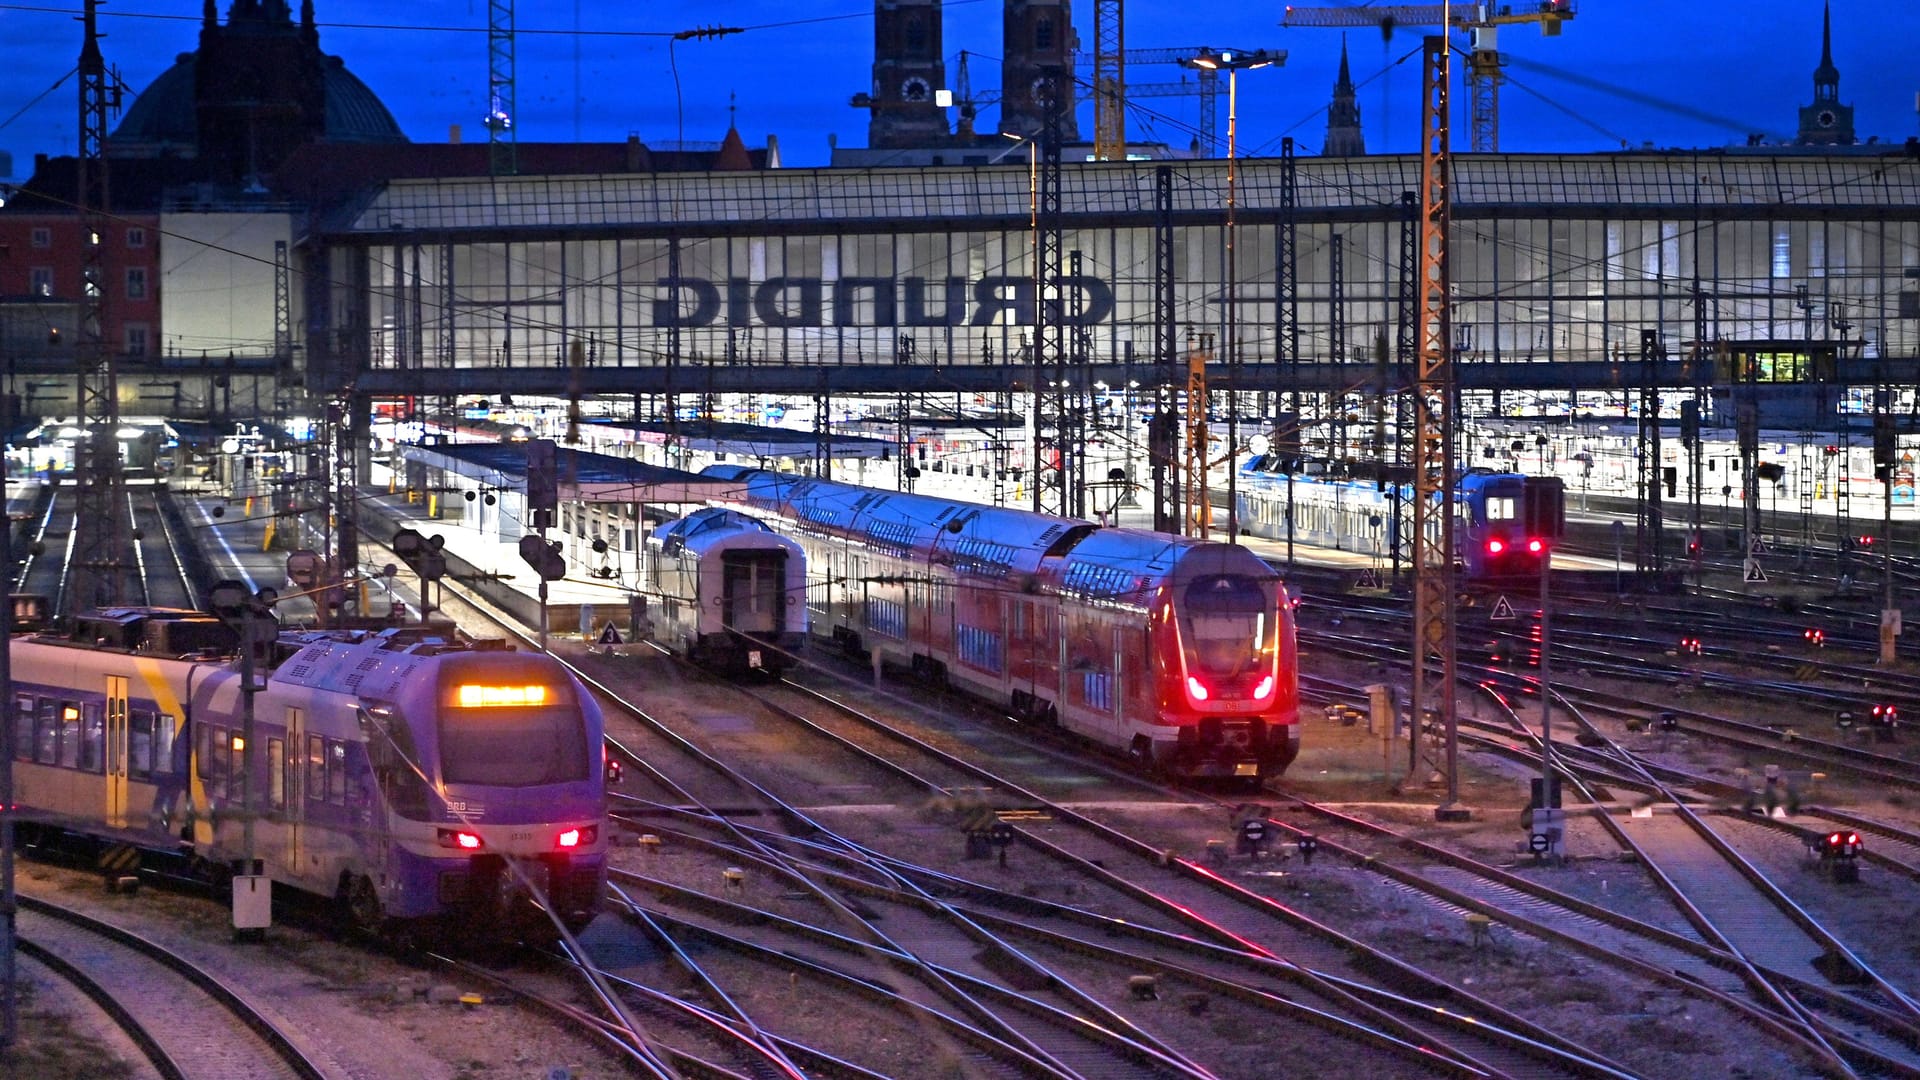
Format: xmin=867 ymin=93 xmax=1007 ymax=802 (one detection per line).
xmin=486 ymin=0 xmax=516 ymax=176
xmin=946 ymin=46 xmax=1284 ymax=155
xmin=1281 ymin=1 xmax=1574 ymax=151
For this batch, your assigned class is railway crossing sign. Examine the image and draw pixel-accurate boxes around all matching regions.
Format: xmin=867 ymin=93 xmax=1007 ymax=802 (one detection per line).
xmin=1489 ymin=596 xmax=1516 ymax=621
xmin=1743 ymin=559 xmax=1767 ymax=583
xmin=597 ymin=623 xmax=624 ymax=646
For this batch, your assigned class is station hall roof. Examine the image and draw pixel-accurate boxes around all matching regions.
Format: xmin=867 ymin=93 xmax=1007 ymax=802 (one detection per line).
xmin=602 ymin=418 xmax=892 ymax=459
xmin=399 ymin=441 xmax=743 ymax=504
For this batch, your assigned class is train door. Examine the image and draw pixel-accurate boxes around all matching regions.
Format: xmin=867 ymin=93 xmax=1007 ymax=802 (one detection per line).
xmin=284 ymin=707 xmax=304 ymax=871
xmin=721 ymin=551 xmax=783 ymax=637
xmin=104 ymin=676 xmax=130 ymax=828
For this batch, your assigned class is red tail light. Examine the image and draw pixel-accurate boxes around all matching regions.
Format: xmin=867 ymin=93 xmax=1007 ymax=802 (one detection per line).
xmin=1526 ymin=538 xmax=1545 ymax=554
xmin=557 ymin=825 xmax=599 ymax=849
xmin=1254 ymin=675 xmax=1274 ymax=700
xmin=1486 ymin=538 xmax=1505 ymax=555
xmin=1187 ymin=676 xmax=1210 ymax=701
xmin=437 ymin=828 xmax=484 ymax=850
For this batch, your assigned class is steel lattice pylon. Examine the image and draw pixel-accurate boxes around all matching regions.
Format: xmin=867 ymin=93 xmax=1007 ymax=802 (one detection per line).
xmin=1031 ymin=65 xmax=1070 ymax=517
xmin=1408 ymin=36 xmax=1459 ymax=805
xmin=68 ymin=0 xmax=128 ymax=612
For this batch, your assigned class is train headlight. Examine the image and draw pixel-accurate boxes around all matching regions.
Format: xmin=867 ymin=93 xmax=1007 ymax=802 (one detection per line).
xmin=1254 ymin=675 xmax=1274 ymax=700
xmin=437 ymin=828 xmax=484 ymax=850
xmin=1186 ymin=676 xmax=1210 ymax=702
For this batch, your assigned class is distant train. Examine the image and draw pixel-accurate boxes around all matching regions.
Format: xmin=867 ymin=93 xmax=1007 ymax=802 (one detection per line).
xmin=641 ymin=506 xmax=808 ymax=674
xmin=10 ymin=607 xmax=609 ymax=941
xmin=703 ymin=465 xmax=1300 ymax=781
xmin=1235 ymin=459 xmax=1565 ymax=580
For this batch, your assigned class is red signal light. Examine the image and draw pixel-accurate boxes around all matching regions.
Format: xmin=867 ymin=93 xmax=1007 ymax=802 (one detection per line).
xmin=1805 ymin=629 xmax=1825 ymax=646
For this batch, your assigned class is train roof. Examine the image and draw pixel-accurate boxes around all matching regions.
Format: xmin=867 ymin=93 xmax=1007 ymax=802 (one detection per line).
xmin=709 ymin=467 xmax=1097 ymax=570
xmin=704 ymin=467 xmax=1281 ymax=590
xmin=273 ymin=628 xmax=528 ymax=700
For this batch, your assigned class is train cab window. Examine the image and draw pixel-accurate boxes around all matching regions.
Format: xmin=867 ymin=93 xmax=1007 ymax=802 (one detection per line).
xmin=13 ymin=694 xmax=33 ymax=761
xmin=440 ymin=697 xmax=590 ymax=787
xmin=1484 ymin=496 xmax=1517 ymax=521
xmin=1181 ymin=575 xmax=1275 ymax=676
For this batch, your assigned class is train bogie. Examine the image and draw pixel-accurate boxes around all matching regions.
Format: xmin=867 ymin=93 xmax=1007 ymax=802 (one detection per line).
xmin=9 ymin=613 xmax=608 ymax=943
xmin=642 ymin=507 xmax=808 ymax=675
xmin=703 ymin=466 xmax=1300 ymax=782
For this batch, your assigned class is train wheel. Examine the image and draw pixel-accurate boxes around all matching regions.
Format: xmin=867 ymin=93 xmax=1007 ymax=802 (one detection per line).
xmin=1128 ymin=736 xmax=1152 ymax=770
xmin=345 ymin=875 xmax=382 ymax=933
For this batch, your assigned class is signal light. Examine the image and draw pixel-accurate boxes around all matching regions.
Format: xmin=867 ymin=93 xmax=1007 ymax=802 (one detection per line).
xmin=1805 ymin=629 xmax=1825 ymax=647
xmin=437 ymin=829 xmax=484 ymax=850
xmin=1486 ymin=538 xmax=1505 ymax=555
xmin=1858 ymin=535 xmax=1875 ymax=548
xmin=1679 ymin=636 xmax=1702 ymax=656
xmin=1823 ymin=831 xmax=1862 ymax=856
xmin=1873 ymin=704 xmax=1898 ymax=726
xmin=1186 ymin=676 xmax=1210 ymax=701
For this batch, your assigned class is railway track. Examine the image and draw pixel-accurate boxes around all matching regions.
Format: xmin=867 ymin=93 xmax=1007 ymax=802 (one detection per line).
xmin=16 ymin=895 xmax=328 ymax=1080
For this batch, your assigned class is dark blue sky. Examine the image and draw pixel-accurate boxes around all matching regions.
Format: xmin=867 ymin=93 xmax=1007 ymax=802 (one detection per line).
xmin=1 ymin=0 xmax=1915 ymax=175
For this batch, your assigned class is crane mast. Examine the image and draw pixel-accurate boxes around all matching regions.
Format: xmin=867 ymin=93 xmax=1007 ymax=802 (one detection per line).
xmin=1281 ymin=1 xmax=1573 ymax=152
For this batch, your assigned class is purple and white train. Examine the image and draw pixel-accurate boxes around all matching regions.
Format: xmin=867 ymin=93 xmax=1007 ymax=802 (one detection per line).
xmin=10 ymin=607 xmax=608 ymax=940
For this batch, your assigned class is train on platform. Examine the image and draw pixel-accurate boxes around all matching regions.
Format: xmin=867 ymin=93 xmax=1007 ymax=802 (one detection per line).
xmin=640 ymin=506 xmax=808 ymax=674
xmin=8 ymin=607 xmax=608 ymax=942
xmin=702 ymin=465 xmax=1300 ymax=781
xmin=1235 ymin=458 xmax=1566 ymax=581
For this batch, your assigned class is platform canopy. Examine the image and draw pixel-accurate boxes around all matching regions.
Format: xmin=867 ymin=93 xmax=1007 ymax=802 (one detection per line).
xmin=398 ymin=441 xmax=749 ymax=505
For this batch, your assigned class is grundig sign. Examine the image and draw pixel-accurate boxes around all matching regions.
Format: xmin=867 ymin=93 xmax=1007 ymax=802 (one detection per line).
xmin=648 ymin=275 xmax=1116 ymax=328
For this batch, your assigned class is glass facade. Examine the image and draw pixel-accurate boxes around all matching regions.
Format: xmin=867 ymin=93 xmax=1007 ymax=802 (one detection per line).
xmin=333 ymin=153 xmax=1920 ymax=379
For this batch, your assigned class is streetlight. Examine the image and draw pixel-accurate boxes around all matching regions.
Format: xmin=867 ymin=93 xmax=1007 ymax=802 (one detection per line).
xmin=1181 ymin=49 xmax=1275 ymax=543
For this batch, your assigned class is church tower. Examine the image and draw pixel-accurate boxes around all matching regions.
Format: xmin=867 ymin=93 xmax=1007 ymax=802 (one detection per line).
xmin=1322 ymin=37 xmax=1366 ymax=157
xmin=194 ymin=0 xmax=329 ymax=184
xmin=868 ymin=0 xmax=950 ymax=149
xmin=999 ymin=0 xmax=1080 ymax=141
xmin=1795 ymin=1 xmax=1854 ymax=146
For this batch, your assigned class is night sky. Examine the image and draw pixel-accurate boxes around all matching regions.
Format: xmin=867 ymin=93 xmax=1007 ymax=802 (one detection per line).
xmin=0 ymin=0 xmax=1916 ymax=175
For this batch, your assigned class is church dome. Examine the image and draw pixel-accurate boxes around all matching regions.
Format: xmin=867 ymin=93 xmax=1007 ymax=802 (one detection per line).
xmin=112 ymin=49 xmax=407 ymax=153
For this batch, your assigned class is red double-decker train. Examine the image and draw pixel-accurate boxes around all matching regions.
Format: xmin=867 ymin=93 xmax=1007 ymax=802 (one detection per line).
xmin=703 ymin=466 xmax=1299 ymax=781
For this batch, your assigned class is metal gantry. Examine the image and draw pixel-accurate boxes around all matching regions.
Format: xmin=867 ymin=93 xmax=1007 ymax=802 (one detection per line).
xmin=1636 ymin=328 xmax=1663 ymax=575
xmin=1276 ymin=138 xmax=1301 ymax=564
xmin=1408 ymin=35 xmax=1460 ymax=808
xmin=1152 ymin=165 xmax=1180 ymax=533
xmin=69 ymin=0 xmax=129 ymax=612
